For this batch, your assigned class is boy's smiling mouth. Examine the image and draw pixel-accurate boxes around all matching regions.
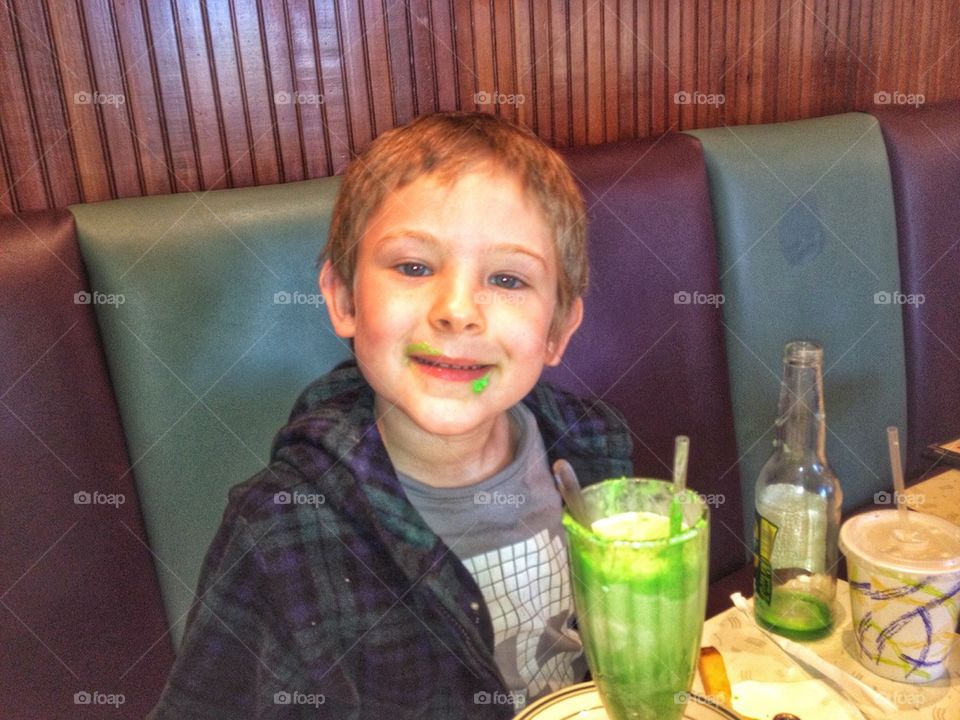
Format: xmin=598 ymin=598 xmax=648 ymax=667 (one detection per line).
xmin=408 ymin=353 xmax=493 ymax=382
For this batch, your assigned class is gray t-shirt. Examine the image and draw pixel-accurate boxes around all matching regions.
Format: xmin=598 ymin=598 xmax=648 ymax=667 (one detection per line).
xmin=397 ymin=404 xmax=586 ymax=710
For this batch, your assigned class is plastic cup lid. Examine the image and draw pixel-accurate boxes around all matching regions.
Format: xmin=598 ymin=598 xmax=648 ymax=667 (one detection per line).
xmin=840 ymin=510 xmax=960 ymax=574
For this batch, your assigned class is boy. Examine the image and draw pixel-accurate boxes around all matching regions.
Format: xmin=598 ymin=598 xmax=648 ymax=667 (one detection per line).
xmin=149 ymin=112 xmax=632 ymax=719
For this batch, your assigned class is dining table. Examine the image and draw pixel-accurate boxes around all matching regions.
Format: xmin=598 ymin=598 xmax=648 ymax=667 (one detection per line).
xmin=694 ymin=578 xmax=958 ymax=719
xmin=692 ymin=467 xmax=960 ymax=719
xmin=904 ymin=467 xmax=960 ymax=524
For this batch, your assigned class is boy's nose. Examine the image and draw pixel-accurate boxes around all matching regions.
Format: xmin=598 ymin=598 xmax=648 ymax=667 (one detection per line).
xmin=428 ymin=278 xmax=485 ymax=334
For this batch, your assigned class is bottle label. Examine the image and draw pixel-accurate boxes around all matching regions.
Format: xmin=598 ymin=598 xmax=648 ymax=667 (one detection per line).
xmin=754 ymin=510 xmax=779 ymax=605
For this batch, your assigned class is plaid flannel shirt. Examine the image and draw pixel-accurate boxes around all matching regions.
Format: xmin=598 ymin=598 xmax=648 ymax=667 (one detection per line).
xmin=148 ymin=362 xmax=633 ymax=719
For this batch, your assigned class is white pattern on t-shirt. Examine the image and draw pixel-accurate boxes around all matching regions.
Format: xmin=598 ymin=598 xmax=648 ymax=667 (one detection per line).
xmin=461 ymin=527 xmax=582 ymax=709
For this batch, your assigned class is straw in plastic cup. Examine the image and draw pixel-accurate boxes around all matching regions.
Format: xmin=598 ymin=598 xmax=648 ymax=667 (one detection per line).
xmin=886 ymin=426 xmax=911 ymax=534
xmin=839 ymin=510 xmax=960 ymax=682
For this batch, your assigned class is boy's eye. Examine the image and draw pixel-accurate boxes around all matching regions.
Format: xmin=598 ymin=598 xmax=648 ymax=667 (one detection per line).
xmin=490 ymin=273 xmax=526 ymax=290
xmin=395 ymin=262 xmax=431 ymax=277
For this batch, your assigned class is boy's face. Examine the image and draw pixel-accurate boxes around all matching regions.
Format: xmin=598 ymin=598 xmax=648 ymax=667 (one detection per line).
xmin=320 ymin=168 xmax=582 ymax=439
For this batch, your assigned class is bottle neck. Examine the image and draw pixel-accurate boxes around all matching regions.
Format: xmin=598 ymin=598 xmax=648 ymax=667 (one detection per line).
xmin=774 ymin=360 xmax=827 ymax=462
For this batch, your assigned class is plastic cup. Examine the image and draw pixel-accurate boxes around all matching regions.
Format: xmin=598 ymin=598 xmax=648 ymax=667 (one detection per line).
xmin=562 ymin=478 xmax=710 ymax=720
xmin=839 ymin=509 xmax=960 ymax=683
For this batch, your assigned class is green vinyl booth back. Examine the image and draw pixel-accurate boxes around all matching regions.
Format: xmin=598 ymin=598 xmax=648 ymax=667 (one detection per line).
xmin=70 ymin=179 xmax=350 ymax=645
xmin=686 ymin=113 xmax=908 ymax=540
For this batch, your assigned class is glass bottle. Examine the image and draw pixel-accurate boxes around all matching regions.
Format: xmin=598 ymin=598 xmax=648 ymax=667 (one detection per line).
xmin=753 ymin=340 xmax=842 ymax=640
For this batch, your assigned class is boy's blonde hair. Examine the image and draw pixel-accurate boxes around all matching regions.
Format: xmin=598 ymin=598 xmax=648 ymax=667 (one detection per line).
xmin=322 ymin=111 xmax=588 ymax=335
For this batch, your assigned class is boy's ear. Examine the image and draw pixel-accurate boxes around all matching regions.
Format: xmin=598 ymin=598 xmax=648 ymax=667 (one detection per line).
xmin=318 ymin=260 xmax=357 ymax=338
xmin=544 ymin=297 xmax=583 ymax=367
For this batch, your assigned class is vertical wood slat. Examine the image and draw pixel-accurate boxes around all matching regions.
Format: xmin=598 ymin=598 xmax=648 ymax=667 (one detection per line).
xmin=11 ymin=0 xmax=80 ymax=209
xmin=0 ymin=3 xmax=43 ymax=212
xmin=383 ymin=2 xmax=413 ymax=126
xmin=360 ymin=0 xmax=394 ymax=137
xmin=548 ymin=0 xmax=569 ymax=147
xmin=424 ymin=0 xmax=457 ymax=112
xmin=470 ymin=0 xmax=495 ymax=113
xmin=406 ymin=0 xmax=436 ymax=117
xmin=635 ymin=0 xmax=651 ymax=138
xmin=616 ymin=0 xmax=635 ymax=141
xmin=679 ymin=0 xmax=696 ymax=129
xmin=110 ymin=0 xmax=173 ymax=195
xmin=283 ymin=0 xmax=328 ymax=179
xmin=511 ymin=0 xmax=533 ymax=130
xmin=337 ymin=0 xmax=372 ymax=153
xmin=83 ymin=0 xmax=143 ymax=199
xmin=1 ymin=0 xmax=958 ymax=215
xmin=46 ymin=1 xmax=110 ymax=205
xmin=649 ymin=0 xmax=667 ymax=134
xmin=173 ymin=0 xmax=228 ymax=190
xmin=496 ymin=0 xmax=518 ymax=124
xmin=313 ymin=0 xmax=351 ymax=172
xmin=260 ymin=0 xmax=303 ymax=184
xmin=231 ymin=0 xmax=281 ymax=186
xmin=528 ymin=0 xmax=549 ymax=140
xmin=583 ymin=0 xmax=602 ymax=144
xmin=567 ymin=0 xmax=586 ymax=145
xmin=146 ymin=0 xmax=201 ymax=192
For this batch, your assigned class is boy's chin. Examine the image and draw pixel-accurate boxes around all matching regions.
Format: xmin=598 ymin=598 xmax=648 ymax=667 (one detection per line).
xmin=388 ymin=396 xmax=514 ymax=438
xmin=408 ymin=406 xmax=505 ymax=437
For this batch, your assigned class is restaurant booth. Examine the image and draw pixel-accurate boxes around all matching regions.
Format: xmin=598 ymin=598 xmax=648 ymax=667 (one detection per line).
xmin=2 ymin=4 xmax=959 ymax=716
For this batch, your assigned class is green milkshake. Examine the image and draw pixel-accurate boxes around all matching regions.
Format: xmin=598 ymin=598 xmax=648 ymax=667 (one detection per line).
xmin=563 ymin=478 xmax=709 ymax=720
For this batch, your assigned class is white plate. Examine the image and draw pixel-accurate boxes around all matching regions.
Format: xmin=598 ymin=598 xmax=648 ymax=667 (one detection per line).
xmin=514 ymin=682 xmax=740 ymax=719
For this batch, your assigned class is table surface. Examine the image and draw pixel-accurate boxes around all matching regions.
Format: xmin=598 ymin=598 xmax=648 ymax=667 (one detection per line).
xmin=693 ymin=469 xmax=960 ymax=720
xmin=695 ymin=580 xmax=958 ymax=719
xmin=906 ymin=468 xmax=960 ymax=524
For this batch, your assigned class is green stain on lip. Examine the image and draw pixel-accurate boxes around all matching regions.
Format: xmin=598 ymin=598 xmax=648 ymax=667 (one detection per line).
xmin=406 ymin=341 xmax=442 ymax=356
xmin=472 ymin=374 xmax=491 ymax=394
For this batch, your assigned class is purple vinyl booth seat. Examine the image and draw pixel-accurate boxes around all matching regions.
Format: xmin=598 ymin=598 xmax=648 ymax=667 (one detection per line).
xmin=0 ymin=211 xmax=174 ymax=718
xmin=548 ymin=136 xmax=746 ymax=594
xmin=873 ymin=100 xmax=960 ymax=480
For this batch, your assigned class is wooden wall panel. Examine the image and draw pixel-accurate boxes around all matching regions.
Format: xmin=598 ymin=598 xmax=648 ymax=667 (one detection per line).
xmin=1 ymin=0 xmax=958 ymax=215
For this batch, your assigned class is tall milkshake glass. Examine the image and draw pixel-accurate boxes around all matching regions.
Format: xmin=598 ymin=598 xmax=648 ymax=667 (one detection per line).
xmin=563 ymin=478 xmax=710 ymax=720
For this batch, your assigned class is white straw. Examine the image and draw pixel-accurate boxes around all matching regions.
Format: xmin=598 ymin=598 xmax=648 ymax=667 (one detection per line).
xmin=673 ymin=435 xmax=690 ymax=495
xmin=886 ymin=426 xmax=909 ymax=528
